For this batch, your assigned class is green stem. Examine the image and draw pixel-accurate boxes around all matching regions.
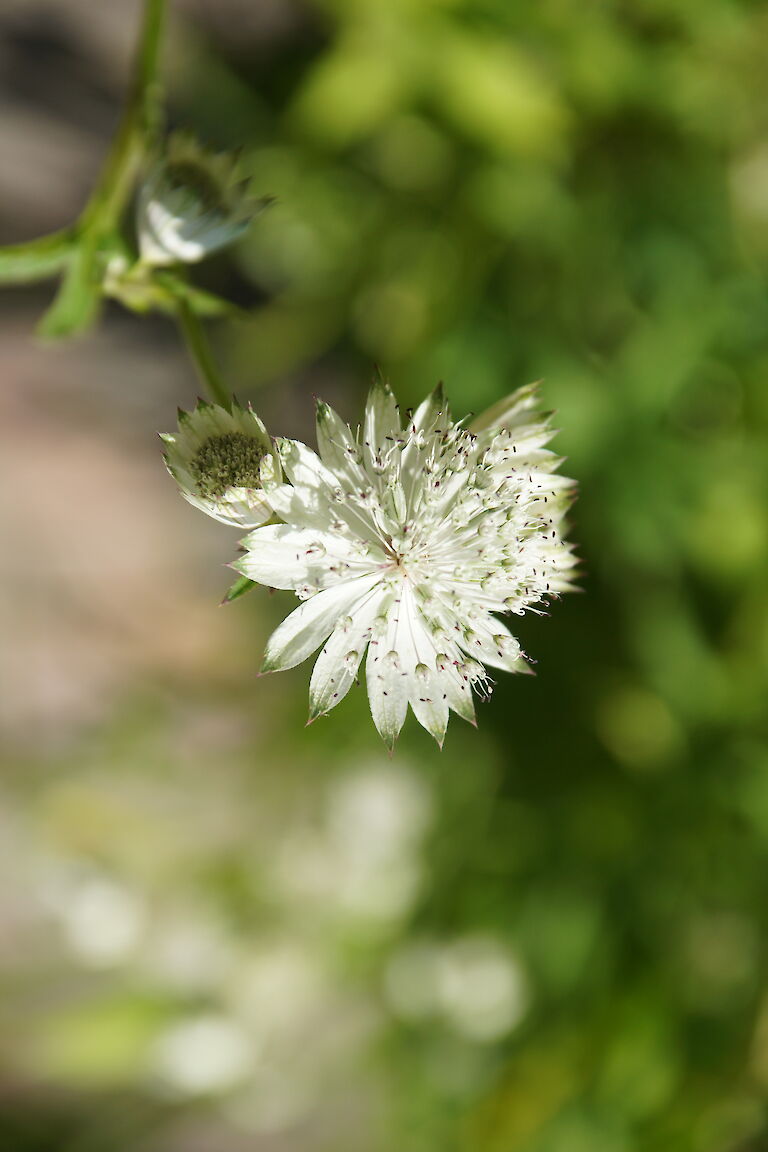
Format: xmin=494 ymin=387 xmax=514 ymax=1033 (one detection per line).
xmin=81 ymin=0 xmax=166 ymax=230
xmin=175 ymin=298 xmax=231 ymax=407
xmin=0 ymin=228 xmax=75 ymax=285
xmin=38 ymin=0 xmax=167 ymax=336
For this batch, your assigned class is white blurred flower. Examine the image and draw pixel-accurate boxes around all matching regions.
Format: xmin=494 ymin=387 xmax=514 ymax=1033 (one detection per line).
xmin=59 ymin=876 xmax=146 ymax=968
xmin=141 ymin=912 xmax=233 ymax=992
xmin=274 ymin=829 xmax=422 ymax=925
xmin=386 ymin=935 xmax=528 ymax=1042
xmin=232 ymin=380 xmax=576 ymax=747
xmin=436 ymin=936 xmax=528 ymax=1042
xmin=137 ymin=134 xmax=271 ymax=266
xmin=152 ymin=1014 xmax=255 ymax=1095
xmin=234 ymin=943 xmax=326 ymax=1038
xmin=273 ymin=765 xmax=430 ymax=925
xmin=326 ymin=764 xmax=432 ymax=865
xmin=161 ymin=397 xmax=280 ymax=528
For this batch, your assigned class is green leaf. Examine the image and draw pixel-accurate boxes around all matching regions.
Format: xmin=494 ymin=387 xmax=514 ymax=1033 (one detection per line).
xmin=0 ymin=229 xmax=74 ymax=284
xmin=221 ymin=575 xmax=257 ymax=605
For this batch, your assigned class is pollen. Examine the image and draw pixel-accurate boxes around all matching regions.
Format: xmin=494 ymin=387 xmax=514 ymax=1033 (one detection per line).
xmin=190 ymin=433 xmax=265 ymax=499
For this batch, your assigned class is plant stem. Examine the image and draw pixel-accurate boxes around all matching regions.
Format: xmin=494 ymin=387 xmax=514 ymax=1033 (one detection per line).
xmin=38 ymin=0 xmax=168 ymax=336
xmin=175 ymin=297 xmax=231 ymax=407
xmin=81 ymin=0 xmax=166 ymax=231
xmin=0 ymin=228 xmax=75 ymax=285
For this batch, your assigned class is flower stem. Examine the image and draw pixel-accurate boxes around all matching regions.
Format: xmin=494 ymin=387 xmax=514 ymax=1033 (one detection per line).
xmin=37 ymin=0 xmax=168 ymax=336
xmin=175 ymin=297 xmax=231 ymax=408
xmin=81 ymin=0 xmax=166 ymax=229
xmin=0 ymin=228 xmax=75 ymax=285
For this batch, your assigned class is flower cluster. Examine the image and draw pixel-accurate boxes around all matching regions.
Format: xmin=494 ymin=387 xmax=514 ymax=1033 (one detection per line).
xmin=164 ymin=381 xmax=576 ymax=747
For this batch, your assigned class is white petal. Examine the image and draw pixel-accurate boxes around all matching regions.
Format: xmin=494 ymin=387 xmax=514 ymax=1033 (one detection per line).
xmin=456 ymin=613 xmax=525 ymax=673
xmin=308 ymin=583 xmax=386 ymax=719
xmin=409 ymin=383 xmax=449 ymax=436
xmin=315 ymin=401 xmax=369 ymax=490
xmin=400 ymin=591 xmax=449 ymax=745
xmin=264 ymin=482 xmax=338 ymax=533
xmin=233 ymin=525 xmax=369 ymax=592
xmin=274 ymin=438 xmax=340 ymax=493
xmin=409 ymin=662 xmax=449 ymax=746
xmin=173 ymin=402 xmax=237 ymax=456
xmin=365 ymin=583 xmax=451 ymax=747
xmin=211 ymin=487 xmax=274 ymax=529
xmin=263 ymin=573 xmax=382 ymax=673
xmin=363 ymin=378 xmax=400 ymax=451
xmin=437 ymin=655 xmax=477 ymax=725
xmin=399 ymin=384 xmax=451 ymax=490
xmin=262 ymin=482 xmax=385 ymax=557
xmin=365 ymin=594 xmax=410 ymax=751
xmin=468 ymin=382 xmax=542 ymax=434
xmin=178 ymin=485 xmax=271 ymax=529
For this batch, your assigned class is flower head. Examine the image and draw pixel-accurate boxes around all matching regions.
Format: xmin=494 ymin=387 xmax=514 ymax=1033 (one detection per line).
xmin=161 ymin=398 xmax=280 ymax=528
xmin=231 ymin=381 xmax=576 ymax=748
xmin=137 ymin=134 xmax=270 ymax=267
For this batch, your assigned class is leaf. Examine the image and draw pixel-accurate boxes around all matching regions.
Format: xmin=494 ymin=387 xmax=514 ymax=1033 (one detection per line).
xmin=221 ymin=575 xmax=257 ymax=605
xmin=0 ymin=229 xmax=74 ymax=284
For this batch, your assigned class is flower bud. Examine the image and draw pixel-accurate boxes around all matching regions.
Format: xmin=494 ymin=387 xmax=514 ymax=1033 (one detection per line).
xmin=161 ymin=398 xmax=280 ymax=528
xmin=138 ymin=135 xmax=271 ymax=267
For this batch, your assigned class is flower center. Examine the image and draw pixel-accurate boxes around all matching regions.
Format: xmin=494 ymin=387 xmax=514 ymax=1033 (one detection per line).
xmin=190 ymin=433 xmax=264 ymax=499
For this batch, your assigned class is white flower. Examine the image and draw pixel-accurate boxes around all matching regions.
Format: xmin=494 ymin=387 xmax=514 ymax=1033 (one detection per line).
xmin=161 ymin=398 xmax=279 ymax=528
xmin=232 ymin=381 xmax=576 ymax=747
xmin=137 ymin=135 xmax=270 ymax=267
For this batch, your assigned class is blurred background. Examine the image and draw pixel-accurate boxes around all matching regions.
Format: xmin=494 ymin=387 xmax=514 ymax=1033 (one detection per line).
xmin=1 ymin=0 xmax=768 ymax=1149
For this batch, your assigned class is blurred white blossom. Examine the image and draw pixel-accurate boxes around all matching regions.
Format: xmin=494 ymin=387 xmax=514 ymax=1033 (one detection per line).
xmin=58 ymin=876 xmax=146 ymax=968
xmin=152 ymin=1014 xmax=256 ymax=1095
xmin=386 ymin=935 xmax=528 ymax=1042
xmin=138 ymin=134 xmax=270 ymax=266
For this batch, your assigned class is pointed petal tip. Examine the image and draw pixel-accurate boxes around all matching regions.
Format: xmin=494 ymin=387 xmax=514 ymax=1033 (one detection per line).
xmin=370 ymin=370 xmax=393 ymax=395
xmin=307 ymin=701 xmax=323 ymax=724
xmin=375 ymin=723 xmax=399 ymax=755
